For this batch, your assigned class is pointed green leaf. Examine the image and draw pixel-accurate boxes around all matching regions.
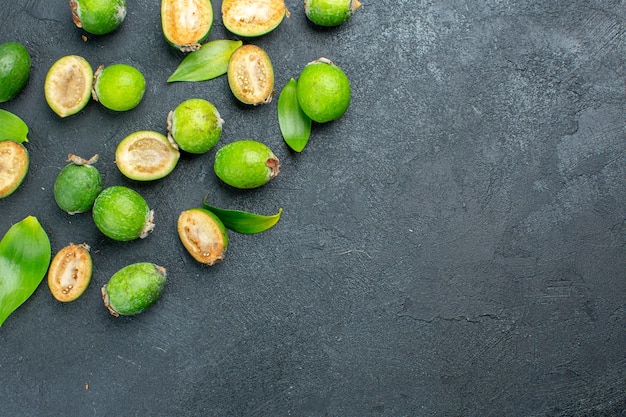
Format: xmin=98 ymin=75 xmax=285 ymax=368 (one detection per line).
xmin=0 ymin=109 xmax=28 ymax=143
xmin=278 ymin=78 xmax=311 ymax=152
xmin=168 ymin=39 xmax=243 ymax=82
xmin=203 ymin=195 xmax=282 ymax=234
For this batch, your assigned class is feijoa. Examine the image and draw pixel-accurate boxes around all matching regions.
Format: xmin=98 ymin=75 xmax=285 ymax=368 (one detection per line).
xmin=0 ymin=42 xmax=31 ymax=103
xmin=54 ymin=154 xmax=103 ymax=214
xmin=296 ymin=57 xmax=350 ymax=123
xmin=214 ymin=140 xmax=280 ymax=189
xmin=70 ymin=0 xmax=127 ymax=35
xmin=161 ymin=0 xmax=213 ymax=52
xmin=115 ymin=131 xmax=180 ymax=181
xmin=227 ymin=44 xmax=274 ymax=105
xmin=222 ymin=0 xmax=288 ymax=37
xmin=102 ymin=262 xmax=166 ymax=316
xmin=167 ymin=99 xmax=223 ymax=154
xmin=92 ymin=185 xmax=154 ymax=241
xmin=92 ymin=64 xmax=146 ymax=112
xmin=48 ymin=243 xmax=92 ymax=302
xmin=44 ymin=55 xmax=93 ymax=118
xmin=177 ymin=208 xmax=228 ymax=265
xmin=304 ymin=0 xmax=361 ymax=27
xmin=0 ymin=140 xmax=29 ymax=199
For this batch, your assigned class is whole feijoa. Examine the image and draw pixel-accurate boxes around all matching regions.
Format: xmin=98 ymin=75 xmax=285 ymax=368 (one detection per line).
xmin=161 ymin=0 xmax=214 ymax=52
xmin=54 ymin=154 xmax=103 ymax=214
xmin=167 ymin=98 xmax=223 ymax=154
xmin=0 ymin=42 xmax=31 ymax=103
xmin=296 ymin=57 xmax=350 ymax=123
xmin=304 ymin=0 xmax=361 ymax=27
xmin=44 ymin=55 xmax=93 ymax=117
xmin=92 ymin=185 xmax=154 ymax=241
xmin=92 ymin=64 xmax=146 ymax=111
xmin=214 ymin=140 xmax=280 ymax=189
xmin=102 ymin=262 xmax=166 ymax=316
xmin=70 ymin=0 xmax=127 ymax=35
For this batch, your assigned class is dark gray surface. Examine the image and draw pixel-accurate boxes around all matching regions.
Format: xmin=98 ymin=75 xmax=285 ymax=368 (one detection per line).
xmin=1 ymin=1 xmax=625 ymax=416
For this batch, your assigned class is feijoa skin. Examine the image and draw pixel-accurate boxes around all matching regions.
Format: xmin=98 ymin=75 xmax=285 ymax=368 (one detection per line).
xmin=44 ymin=55 xmax=93 ymax=118
xmin=92 ymin=185 xmax=154 ymax=241
xmin=115 ymin=131 xmax=180 ymax=181
xmin=48 ymin=243 xmax=92 ymax=302
xmin=167 ymin=99 xmax=223 ymax=154
xmin=227 ymin=44 xmax=274 ymax=105
xmin=54 ymin=154 xmax=103 ymax=214
xmin=178 ymin=208 xmax=228 ymax=265
xmin=304 ymin=0 xmax=361 ymax=27
xmin=92 ymin=64 xmax=146 ymax=112
xmin=0 ymin=140 xmax=29 ymax=199
xmin=102 ymin=262 xmax=166 ymax=316
xmin=0 ymin=42 xmax=31 ymax=103
xmin=296 ymin=57 xmax=351 ymax=123
xmin=222 ymin=0 xmax=288 ymax=37
xmin=70 ymin=0 xmax=127 ymax=35
xmin=161 ymin=0 xmax=213 ymax=52
xmin=214 ymin=140 xmax=280 ymax=189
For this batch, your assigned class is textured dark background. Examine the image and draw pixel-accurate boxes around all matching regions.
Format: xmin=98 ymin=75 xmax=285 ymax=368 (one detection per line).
xmin=1 ymin=1 xmax=625 ymax=416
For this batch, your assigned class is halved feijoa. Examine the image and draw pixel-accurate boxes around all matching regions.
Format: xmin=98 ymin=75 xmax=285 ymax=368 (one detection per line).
xmin=178 ymin=208 xmax=228 ymax=266
xmin=167 ymin=98 xmax=223 ymax=154
xmin=92 ymin=64 xmax=146 ymax=112
xmin=227 ymin=44 xmax=274 ymax=105
xmin=92 ymin=185 xmax=154 ymax=241
xmin=304 ymin=0 xmax=361 ymax=27
xmin=54 ymin=154 xmax=103 ymax=214
xmin=0 ymin=140 xmax=29 ymax=199
xmin=161 ymin=0 xmax=213 ymax=52
xmin=115 ymin=130 xmax=180 ymax=181
xmin=102 ymin=262 xmax=166 ymax=316
xmin=70 ymin=0 xmax=127 ymax=35
xmin=48 ymin=243 xmax=92 ymax=302
xmin=214 ymin=140 xmax=280 ymax=189
xmin=0 ymin=42 xmax=31 ymax=103
xmin=222 ymin=0 xmax=288 ymax=37
xmin=44 ymin=55 xmax=93 ymax=118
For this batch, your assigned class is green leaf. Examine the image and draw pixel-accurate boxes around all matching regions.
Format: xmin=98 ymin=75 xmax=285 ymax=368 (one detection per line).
xmin=167 ymin=39 xmax=243 ymax=82
xmin=278 ymin=78 xmax=311 ymax=152
xmin=0 ymin=216 xmax=51 ymax=327
xmin=0 ymin=109 xmax=28 ymax=143
xmin=203 ymin=195 xmax=282 ymax=234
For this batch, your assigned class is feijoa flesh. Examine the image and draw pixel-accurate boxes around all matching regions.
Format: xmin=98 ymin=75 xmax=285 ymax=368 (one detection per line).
xmin=0 ymin=42 xmax=31 ymax=103
xmin=44 ymin=55 xmax=93 ymax=118
xmin=70 ymin=0 xmax=127 ymax=35
xmin=227 ymin=44 xmax=274 ymax=105
xmin=167 ymin=99 xmax=223 ymax=154
xmin=296 ymin=57 xmax=350 ymax=123
xmin=0 ymin=140 xmax=29 ymax=199
xmin=304 ymin=0 xmax=361 ymax=27
xmin=102 ymin=262 xmax=166 ymax=316
xmin=92 ymin=185 xmax=154 ymax=241
xmin=161 ymin=0 xmax=213 ymax=52
xmin=222 ymin=0 xmax=288 ymax=37
xmin=115 ymin=130 xmax=180 ymax=180
xmin=178 ymin=208 xmax=228 ymax=265
xmin=92 ymin=64 xmax=146 ymax=112
xmin=48 ymin=243 xmax=92 ymax=302
xmin=214 ymin=140 xmax=280 ymax=189
xmin=54 ymin=154 xmax=103 ymax=214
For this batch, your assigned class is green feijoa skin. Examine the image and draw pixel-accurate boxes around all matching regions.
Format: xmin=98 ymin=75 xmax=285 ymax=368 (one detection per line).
xmin=44 ymin=55 xmax=93 ymax=118
xmin=296 ymin=57 xmax=351 ymax=123
xmin=102 ymin=262 xmax=166 ymax=316
xmin=115 ymin=131 xmax=180 ymax=181
xmin=54 ymin=154 xmax=103 ymax=214
xmin=222 ymin=0 xmax=288 ymax=37
xmin=0 ymin=109 xmax=29 ymax=143
xmin=227 ymin=44 xmax=274 ymax=105
xmin=161 ymin=0 xmax=214 ymax=52
xmin=167 ymin=39 xmax=242 ymax=82
xmin=278 ymin=78 xmax=311 ymax=152
xmin=92 ymin=185 xmax=154 ymax=241
xmin=70 ymin=0 xmax=127 ymax=35
xmin=168 ymin=99 xmax=223 ymax=154
xmin=203 ymin=195 xmax=282 ymax=234
xmin=304 ymin=0 xmax=361 ymax=27
xmin=92 ymin=64 xmax=146 ymax=112
xmin=0 ymin=140 xmax=29 ymax=199
xmin=177 ymin=208 xmax=228 ymax=265
xmin=0 ymin=42 xmax=31 ymax=103
xmin=47 ymin=243 xmax=92 ymax=302
xmin=0 ymin=216 xmax=51 ymax=327
xmin=213 ymin=140 xmax=280 ymax=189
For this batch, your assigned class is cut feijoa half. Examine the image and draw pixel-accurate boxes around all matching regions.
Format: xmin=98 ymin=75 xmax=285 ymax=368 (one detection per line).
xmin=222 ymin=0 xmax=288 ymax=37
xmin=115 ymin=130 xmax=180 ymax=181
xmin=227 ymin=44 xmax=274 ymax=105
xmin=48 ymin=243 xmax=92 ymax=302
xmin=0 ymin=140 xmax=29 ymax=199
xmin=44 ymin=55 xmax=93 ymax=118
xmin=161 ymin=0 xmax=214 ymax=52
xmin=177 ymin=208 xmax=228 ymax=266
